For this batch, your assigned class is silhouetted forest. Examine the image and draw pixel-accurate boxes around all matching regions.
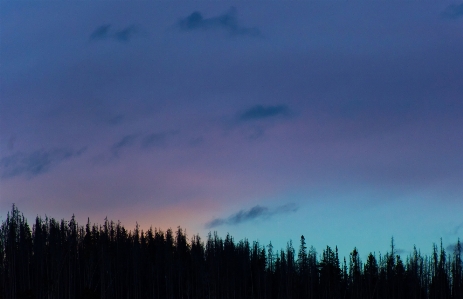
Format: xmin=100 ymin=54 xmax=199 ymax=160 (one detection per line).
xmin=1 ymin=205 xmax=462 ymax=299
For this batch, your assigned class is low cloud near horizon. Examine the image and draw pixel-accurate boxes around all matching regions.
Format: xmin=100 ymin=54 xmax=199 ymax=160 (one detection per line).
xmin=205 ymin=203 xmax=298 ymax=228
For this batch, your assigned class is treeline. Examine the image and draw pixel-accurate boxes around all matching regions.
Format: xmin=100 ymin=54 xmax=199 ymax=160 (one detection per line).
xmin=1 ymin=205 xmax=462 ymax=299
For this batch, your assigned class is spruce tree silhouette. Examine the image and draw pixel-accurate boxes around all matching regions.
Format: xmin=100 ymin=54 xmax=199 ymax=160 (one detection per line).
xmin=1 ymin=205 xmax=462 ymax=299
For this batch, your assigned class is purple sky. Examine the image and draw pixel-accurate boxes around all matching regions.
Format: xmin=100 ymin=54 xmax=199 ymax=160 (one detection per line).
xmin=1 ymin=1 xmax=462 ymax=259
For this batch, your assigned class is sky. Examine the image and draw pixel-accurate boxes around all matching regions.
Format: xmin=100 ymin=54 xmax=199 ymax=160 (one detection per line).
xmin=1 ymin=0 xmax=462 ymax=261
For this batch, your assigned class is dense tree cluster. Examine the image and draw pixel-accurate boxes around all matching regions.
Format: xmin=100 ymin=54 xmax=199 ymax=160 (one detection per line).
xmin=1 ymin=205 xmax=462 ymax=299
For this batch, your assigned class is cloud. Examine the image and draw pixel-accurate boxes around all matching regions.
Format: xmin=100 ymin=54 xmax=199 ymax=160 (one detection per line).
xmin=276 ymin=202 xmax=300 ymax=213
xmin=0 ymin=147 xmax=87 ymax=179
xmin=110 ymin=131 xmax=177 ymax=157
xmin=394 ymin=248 xmax=407 ymax=255
xmin=111 ymin=134 xmax=138 ymax=156
xmin=141 ymin=131 xmax=179 ymax=149
xmin=114 ymin=26 xmax=141 ymax=42
xmin=446 ymin=240 xmax=462 ymax=253
xmin=228 ymin=205 xmax=268 ymax=225
xmin=189 ymin=136 xmax=204 ymax=146
xmin=178 ymin=7 xmax=260 ymax=36
xmin=90 ymin=24 xmax=111 ymax=40
xmin=7 ymin=135 xmax=16 ymax=151
xmin=107 ymin=114 xmax=125 ymax=126
xmin=239 ymin=105 xmax=289 ymax=121
xmin=205 ymin=203 xmax=298 ymax=229
xmin=141 ymin=133 xmax=167 ymax=148
xmin=232 ymin=104 xmax=290 ymax=140
xmin=90 ymin=24 xmax=143 ymax=42
xmin=453 ymin=222 xmax=463 ymax=235
xmin=441 ymin=3 xmax=463 ymax=19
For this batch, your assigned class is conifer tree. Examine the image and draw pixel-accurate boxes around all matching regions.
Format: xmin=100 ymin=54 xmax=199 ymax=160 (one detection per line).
xmin=1 ymin=206 xmax=461 ymax=299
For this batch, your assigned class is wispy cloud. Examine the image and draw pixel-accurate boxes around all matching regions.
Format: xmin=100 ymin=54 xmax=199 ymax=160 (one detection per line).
xmin=111 ymin=134 xmax=138 ymax=156
xmin=114 ymin=25 xmax=141 ymax=42
xmin=110 ymin=131 xmax=178 ymax=157
xmin=90 ymin=24 xmax=143 ymax=42
xmin=205 ymin=203 xmax=298 ymax=228
xmin=142 ymin=131 xmax=180 ymax=149
xmin=239 ymin=105 xmax=289 ymax=121
xmin=441 ymin=3 xmax=463 ymax=19
xmin=90 ymin=24 xmax=111 ymax=40
xmin=142 ymin=133 xmax=168 ymax=148
xmin=453 ymin=222 xmax=463 ymax=235
xmin=7 ymin=135 xmax=16 ymax=151
xmin=0 ymin=147 xmax=87 ymax=179
xmin=395 ymin=248 xmax=408 ymax=255
xmin=446 ymin=240 xmax=462 ymax=253
xmin=107 ymin=114 xmax=125 ymax=126
xmin=178 ymin=7 xmax=260 ymax=37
